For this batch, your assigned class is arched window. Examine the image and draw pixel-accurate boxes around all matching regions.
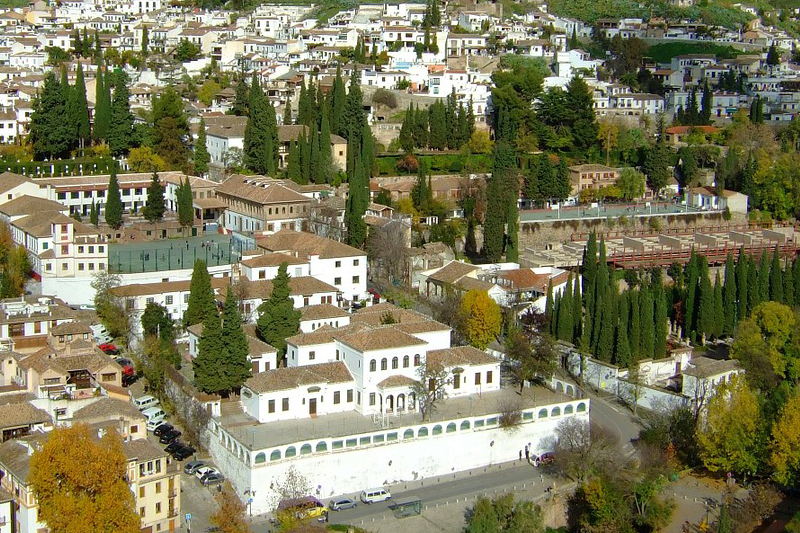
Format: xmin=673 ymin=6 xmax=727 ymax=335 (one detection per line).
xmin=285 ymin=446 xmax=296 ymax=458
xmin=403 ymin=355 xmax=409 ymax=368
xmin=392 ymin=357 xmax=398 ymax=369
xmin=577 ymin=402 xmax=587 ymax=412
xmin=270 ymin=450 xmax=281 ymax=461
xmin=446 ymin=423 xmax=457 ymax=433
xmin=300 ymin=444 xmax=312 ymax=455
xmin=381 ymin=358 xmax=388 ymax=371
xmin=460 ymin=420 xmax=471 ymax=430
xmin=316 ymin=442 xmax=327 ymax=452
xmin=564 ymin=405 xmax=574 ymax=415
xmin=418 ymin=427 xmax=428 ymax=437
xmin=414 ymin=354 xmax=421 ymax=366
xmin=538 ymin=408 xmax=548 ymax=419
xmin=369 ymin=360 xmax=376 ymax=372
xmin=403 ymin=429 xmax=414 ymax=439
xmin=432 ymin=425 xmax=443 ymax=435
xmin=551 ymin=407 xmax=561 ymax=417
xmin=255 ymin=452 xmax=266 ymax=464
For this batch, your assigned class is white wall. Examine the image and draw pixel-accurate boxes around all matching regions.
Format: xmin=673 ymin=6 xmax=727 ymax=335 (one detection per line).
xmin=208 ymin=399 xmax=590 ymax=515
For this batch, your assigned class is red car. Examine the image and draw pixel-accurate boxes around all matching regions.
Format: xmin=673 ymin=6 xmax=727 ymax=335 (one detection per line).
xmin=99 ymin=343 xmax=119 ymax=355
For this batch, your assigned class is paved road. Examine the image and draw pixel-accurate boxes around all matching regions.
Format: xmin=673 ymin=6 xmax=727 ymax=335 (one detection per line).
xmin=583 ymin=389 xmax=642 ymax=457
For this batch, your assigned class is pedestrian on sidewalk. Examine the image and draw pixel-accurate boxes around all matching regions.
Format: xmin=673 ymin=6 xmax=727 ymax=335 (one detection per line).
xmin=524 ymin=445 xmax=529 ymax=462
xmin=519 ymin=450 xmax=522 ymax=461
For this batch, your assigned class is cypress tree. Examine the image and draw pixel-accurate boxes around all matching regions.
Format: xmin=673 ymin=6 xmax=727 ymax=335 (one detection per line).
xmin=748 ymin=255 xmax=759 ymax=312
xmin=194 ymin=118 xmax=210 ymax=175
xmin=783 ymin=260 xmax=794 ymax=308
xmin=309 ymin=124 xmax=321 ymax=184
xmin=758 ymin=248 xmax=770 ymax=304
xmin=73 ymin=64 xmax=90 ymax=148
xmin=482 ymin=174 xmax=505 ymax=262
xmin=794 ymin=257 xmax=800 ymax=306
xmin=184 ymin=260 xmax=215 ymax=328
xmin=769 ymin=246 xmax=784 ymax=303
xmin=221 ymin=286 xmax=252 ymax=392
xmin=557 ymin=274 xmax=574 ymax=342
xmin=283 ymin=96 xmax=292 ymax=125
xmin=89 ymin=200 xmax=98 ymax=226
xmin=194 ymin=303 xmax=223 ymax=394
xmin=700 ymin=80 xmax=712 ymax=125
xmin=318 ymin=107 xmax=333 ymax=181
xmin=572 ymin=276 xmax=582 ymax=344
xmin=723 ymin=252 xmax=737 ymax=335
xmin=597 ymin=283 xmax=616 ymax=362
xmin=345 ymin=156 xmax=368 ymax=247
xmin=104 ymin=168 xmax=123 ymax=229
xmin=630 ymin=287 xmax=641 ymax=360
xmin=505 ymin=201 xmax=519 ymax=263
xmin=143 ymin=171 xmax=165 ymax=222
xmin=265 ymin=100 xmax=279 ymax=174
xmin=398 ymin=105 xmax=414 ymax=153
xmin=256 ymin=263 xmax=301 ymax=359
xmin=412 ymin=159 xmax=429 ymax=209
xmin=298 ymin=131 xmax=311 ymax=183
xmin=615 ymin=290 xmax=631 ymax=367
xmin=592 ymin=239 xmax=608 ymax=352
xmin=231 ymin=77 xmax=249 ymax=116
xmin=713 ymin=271 xmax=724 ymax=339
xmin=697 ymin=259 xmax=714 ymax=342
xmin=583 ymin=232 xmax=598 ymax=303
xmin=108 ymin=72 xmax=133 ymax=156
xmin=330 ymin=65 xmax=346 ymax=137
xmin=653 ymin=269 xmax=668 ymax=358
xmin=92 ymin=66 xmax=107 ymax=143
xmin=639 ymin=284 xmax=654 ymax=359
xmin=551 ymin=297 xmax=560 ymax=338
xmin=545 ymin=279 xmax=554 ymax=328
xmin=243 ymin=76 xmax=274 ymax=175
xmin=287 ymin=141 xmax=301 ymax=183
xmin=685 ymin=249 xmax=699 ymax=341
xmin=178 ymin=177 xmax=194 ymax=230
xmin=736 ymin=247 xmax=748 ymax=320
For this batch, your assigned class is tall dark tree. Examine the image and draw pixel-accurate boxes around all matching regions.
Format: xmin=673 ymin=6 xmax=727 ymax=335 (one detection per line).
xmin=596 ymin=282 xmax=617 ymax=362
xmin=143 ymin=171 xmax=165 ymax=222
xmin=220 ymin=286 xmax=252 ymax=392
xmin=194 ymin=302 xmax=223 ymax=394
xmin=177 ymin=177 xmax=194 ymax=231
xmin=194 ymin=118 xmax=210 ymax=175
xmin=639 ymin=284 xmax=655 ymax=359
xmin=93 ymin=65 xmax=110 ymax=143
xmin=700 ymin=80 xmax=712 ymax=125
xmin=329 ymin=65 xmax=346 ymax=137
xmin=243 ymin=76 xmax=277 ymax=175
xmin=29 ymin=72 xmax=71 ymax=160
xmin=108 ymin=72 xmax=134 ymax=156
xmin=652 ymin=269 xmax=668 ymax=358
xmin=230 ymin=77 xmax=249 ymax=116
xmin=615 ymin=291 xmax=631 ymax=367
xmin=697 ymin=259 xmax=714 ymax=341
xmin=685 ymin=249 xmax=699 ymax=340
xmin=757 ymin=248 xmax=770 ymax=304
xmin=104 ymin=168 xmax=123 ymax=229
xmin=565 ymin=75 xmax=598 ymax=151
xmin=183 ymin=260 xmax=216 ymax=328
xmin=256 ymin=263 xmax=301 ymax=359
xmin=723 ymin=252 xmax=737 ymax=335
xmin=556 ymin=274 xmax=574 ymax=342
xmin=482 ymin=173 xmax=506 ymax=262
xmin=769 ymin=247 xmax=784 ymax=303
xmin=89 ymin=200 xmax=98 ymax=226
xmin=152 ymin=86 xmax=189 ymax=169
xmin=736 ymin=247 xmax=748 ymax=320
xmin=318 ymin=107 xmax=333 ymax=182
xmin=766 ymin=44 xmax=780 ymax=66
xmin=73 ymin=64 xmax=91 ymax=148
xmin=713 ymin=271 xmax=724 ymax=339
xmin=629 ymin=287 xmax=641 ymax=360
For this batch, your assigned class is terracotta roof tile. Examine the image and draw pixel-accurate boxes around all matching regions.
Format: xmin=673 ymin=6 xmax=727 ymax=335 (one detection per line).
xmin=337 ymin=325 xmax=426 ymax=352
xmin=240 ymin=252 xmax=306 ymax=269
xmin=123 ymin=438 xmax=169 ymax=464
xmin=244 ymin=361 xmax=353 ymax=393
xmin=426 ymin=346 xmax=498 ymax=370
xmin=300 ymin=304 xmax=350 ymax=321
xmin=0 ymin=401 xmax=51 ymax=430
xmin=377 ymin=375 xmax=416 ymax=388
xmin=215 ymin=174 xmax=310 ymax=205
xmin=256 ymin=229 xmax=365 ymax=260
xmin=428 ymin=261 xmax=478 ymax=284
xmin=73 ymin=398 xmax=142 ymax=421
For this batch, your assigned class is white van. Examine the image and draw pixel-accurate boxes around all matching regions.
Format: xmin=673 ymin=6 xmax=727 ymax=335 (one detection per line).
xmin=142 ymin=407 xmax=166 ymax=423
xmin=133 ymin=395 xmax=159 ymax=411
xmin=360 ymin=488 xmax=391 ymax=504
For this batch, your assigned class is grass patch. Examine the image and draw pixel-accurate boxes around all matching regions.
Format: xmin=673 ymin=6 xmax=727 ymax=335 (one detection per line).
xmin=648 ymin=42 xmax=748 ymax=64
xmin=0 ymin=0 xmax=28 ymax=7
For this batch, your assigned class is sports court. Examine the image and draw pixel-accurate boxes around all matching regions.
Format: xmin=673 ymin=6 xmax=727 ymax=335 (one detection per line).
xmin=108 ymin=233 xmax=237 ymax=273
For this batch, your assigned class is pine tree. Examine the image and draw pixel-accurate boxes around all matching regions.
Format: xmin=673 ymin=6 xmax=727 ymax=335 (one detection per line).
xmin=639 ymin=284 xmax=655 ymax=359
xmin=556 ymin=274 xmax=573 ymax=342
xmin=108 ymin=72 xmax=133 ymax=156
xmin=104 ymin=168 xmax=123 ymax=229
xmin=177 ymin=177 xmax=194 ymax=231
xmin=614 ymin=290 xmax=631 ymax=367
xmin=143 ymin=171 xmax=165 ymax=222
xmin=653 ymin=269 xmax=668 ymax=358
xmin=93 ymin=66 xmax=110 ymax=143
xmin=184 ymin=260 xmax=216 ymax=328
xmin=221 ymin=286 xmax=252 ymax=392
xmin=769 ymin=246 xmax=784 ymax=303
xmin=29 ymin=71 xmax=71 ymax=160
xmin=73 ymin=64 xmax=90 ymax=148
xmin=89 ymin=200 xmax=98 ymax=226
xmin=256 ymin=263 xmax=301 ymax=359
xmin=194 ymin=303 xmax=223 ymax=394
xmin=194 ymin=118 xmax=210 ymax=175
xmin=736 ymin=247 xmax=748 ymax=320
xmin=723 ymin=252 xmax=737 ymax=335
xmin=713 ymin=271 xmax=724 ymax=339
xmin=565 ymin=75 xmax=598 ymax=151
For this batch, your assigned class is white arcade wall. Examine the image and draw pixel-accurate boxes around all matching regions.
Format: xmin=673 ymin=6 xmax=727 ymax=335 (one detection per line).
xmin=208 ymin=399 xmax=590 ymax=515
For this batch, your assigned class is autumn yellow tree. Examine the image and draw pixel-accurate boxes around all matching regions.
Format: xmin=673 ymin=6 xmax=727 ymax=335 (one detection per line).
xmin=210 ymin=482 xmax=251 ymax=533
xmin=695 ymin=375 xmax=764 ymax=476
xmin=459 ymin=289 xmax=502 ymax=350
xmin=770 ymin=394 xmax=800 ymax=487
xmin=597 ymin=119 xmax=619 ymax=166
xmin=29 ymin=424 xmax=140 ymax=533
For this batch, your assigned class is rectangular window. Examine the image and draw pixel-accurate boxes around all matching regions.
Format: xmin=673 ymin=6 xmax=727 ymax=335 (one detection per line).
xmin=155 ymin=482 xmax=161 ymax=494
xmin=268 ymin=399 xmax=275 ymax=413
xmin=140 ymin=507 xmax=145 ymax=517
xmin=369 ymin=393 xmax=375 ymax=406
xmin=333 ymin=391 xmax=340 ymax=404
xmin=155 ymin=502 xmax=161 ymax=514
xmin=61 ymin=245 xmax=69 ymax=254
xmin=88 ymin=263 xmax=95 ymax=271
xmin=165 ymin=295 xmax=173 ymax=305
xmin=78 ymin=246 xmax=84 ymax=253
xmin=78 ymin=263 xmax=85 ymax=271
xmin=309 ymin=350 xmax=315 ymax=360
xmin=334 ymin=277 xmax=341 ymax=285
xmin=346 ymin=389 xmax=353 ymax=402
xmin=475 ymin=373 xmax=481 ymax=385
xmin=146 ymin=297 xmax=154 ymax=304
xmin=486 ymin=371 xmax=493 ymax=384
xmin=282 ymin=398 xmax=289 ymax=411
xmin=353 ymin=259 xmax=359 ymax=266
xmin=335 ymin=260 xmax=341 ymax=267
xmin=184 ymin=294 xmax=190 ymax=303
xmin=352 ymin=276 xmax=359 ymax=284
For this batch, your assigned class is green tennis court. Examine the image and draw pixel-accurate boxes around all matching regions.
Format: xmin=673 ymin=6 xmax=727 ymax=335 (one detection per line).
xmin=108 ymin=234 xmax=236 ymax=273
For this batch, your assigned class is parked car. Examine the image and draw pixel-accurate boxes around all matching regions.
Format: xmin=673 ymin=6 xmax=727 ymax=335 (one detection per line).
xmin=115 ymin=358 xmax=134 ymax=375
xmin=172 ymin=445 xmax=195 ymax=461
xmin=146 ymin=418 xmax=166 ymax=432
xmin=165 ymin=441 xmax=184 ymax=454
xmin=153 ymin=423 xmax=174 ymax=437
xmin=122 ymin=374 xmax=138 ymax=387
xmin=183 ymin=460 xmax=206 ymax=475
xmin=329 ymin=498 xmax=357 ymax=511
xmin=99 ymin=343 xmax=119 ymax=355
xmin=201 ymin=473 xmax=224 ymax=486
xmin=195 ymin=466 xmax=218 ymax=481
xmin=159 ymin=429 xmax=182 ymax=444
